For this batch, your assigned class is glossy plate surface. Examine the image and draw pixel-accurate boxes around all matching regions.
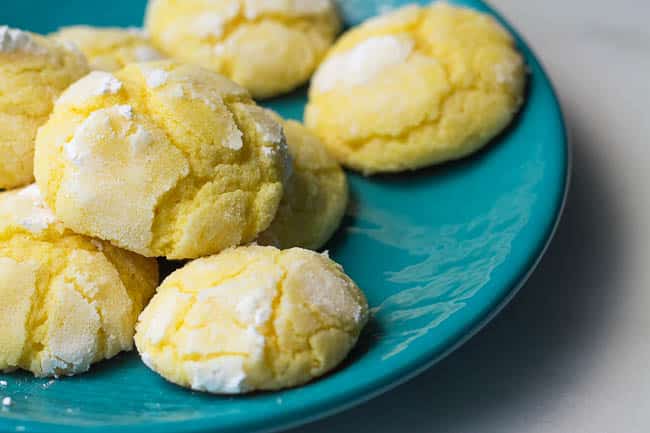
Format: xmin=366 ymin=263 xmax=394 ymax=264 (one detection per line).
xmin=0 ymin=1 xmax=569 ymax=432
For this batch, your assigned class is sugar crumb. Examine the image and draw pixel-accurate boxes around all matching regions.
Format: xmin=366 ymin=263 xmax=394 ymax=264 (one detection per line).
xmin=146 ymin=69 xmax=169 ymax=89
xmin=223 ymin=126 xmax=243 ymax=151
xmin=95 ymin=72 xmax=123 ymax=96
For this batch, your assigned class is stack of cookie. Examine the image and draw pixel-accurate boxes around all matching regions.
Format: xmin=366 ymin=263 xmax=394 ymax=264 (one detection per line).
xmin=0 ymin=0 xmax=526 ymax=394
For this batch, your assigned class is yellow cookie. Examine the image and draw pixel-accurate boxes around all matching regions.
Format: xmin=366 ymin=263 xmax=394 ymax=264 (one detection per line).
xmin=0 ymin=185 xmax=158 ymax=377
xmin=35 ymin=60 xmax=290 ymax=259
xmin=305 ymin=3 xmax=527 ymax=174
xmin=135 ymin=245 xmax=368 ymax=394
xmin=0 ymin=26 xmax=89 ymax=189
xmin=50 ymin=26 xmax=165 ymax=72
xmin=258 ymin=118 xmax=348 ymax=250
xmin=145 ymin=0 xmax=341 ymax=99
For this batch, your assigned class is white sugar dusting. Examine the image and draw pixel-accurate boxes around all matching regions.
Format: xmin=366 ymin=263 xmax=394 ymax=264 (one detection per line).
xmin=244 ymin=0 xmax=329 ymax=18
xmin=214 ymin=44 xmax=226 ymax=56
xmin=145 ymin=69 xmax=169 ymax=88
xmin=14 ymin=184 xmax=57 ymax=233
xmin=244 ymin=326 xmax=266 ymax=360
xmin=141 ymin=351 xmax=154 ymax=369
xmin=144 ymin=291 xmax=192 ymax=345
xmin=64 ymin=110 xmax=112 ymax=167
xmin=494 ymin=60 xmax=520 ymax=84
xmin=56 ymin=71 xmax=123 ymax=106
xmin=60 ymin=39 xmax=83 ymax=56
xmin=236 ymin=296 xmax=272 ymax=327
xmin=252 ymin=108 xmax=283 ymax=144
xmin=198 ymin=2 xmax=240 ymax=37
xmin=38 ymin=280 xmax=101 ymax=377
xmin=134 ymin=45 xmax=163 ymax=62
xmin=129 ymin=126 xmax=153 ymax=156
xmin=187 ymin=356 xmax=248 ymax=394
xmin=0 ymin=26 xmax=45 ymax=54
xmin=224 ymin=125 xmax=244 ymax=151
xmin=312 ymin=35 xmax=414 ymax=93
xmin=194 ymin=13 xmax=227 ymax=38
xmin=235 ymin=105 xmax=283 ymax=152
xmin=189 ymin=87 xmax=218 ymax=110
xmin=95 ymin=72 xmax=123 ymax=95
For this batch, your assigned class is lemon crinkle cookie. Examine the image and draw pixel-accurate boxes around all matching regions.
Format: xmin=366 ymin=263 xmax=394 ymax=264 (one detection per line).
xmin=34 ymin=61 xmax=289 ymax=259
xmin=145 ymin=0 xmax=341 ymax=98
xmin=305 ymin=3 xmax=527 ymax=174
xmin=135 ymin=245 xmax=368 ymax=394
xmin=51 ymin=26 xmax=164 ymax=72
xmin=0 ymin=26 xmax=89 ymax=189
xmin=0 ymin=185 xmax=158 ymax=377
xmin=258 ymin=118 xmax=348 ymax=250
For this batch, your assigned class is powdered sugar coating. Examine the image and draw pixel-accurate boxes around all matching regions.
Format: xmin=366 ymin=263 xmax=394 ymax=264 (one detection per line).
xmin=135 ymin=246 xmax=368 ymax=393
xmin=0 ymin=26 xmax=45 ymax=54
xmin=311 ymin=35 xmax=414 ymax=93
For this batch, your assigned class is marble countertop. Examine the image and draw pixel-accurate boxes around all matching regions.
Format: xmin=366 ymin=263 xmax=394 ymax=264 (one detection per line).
xmin=289 ymin=1 xmax=650 ymax=432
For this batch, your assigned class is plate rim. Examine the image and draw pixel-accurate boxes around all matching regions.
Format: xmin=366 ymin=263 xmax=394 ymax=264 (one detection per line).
xmin=0 ymin=1 xmax=571 ymax=432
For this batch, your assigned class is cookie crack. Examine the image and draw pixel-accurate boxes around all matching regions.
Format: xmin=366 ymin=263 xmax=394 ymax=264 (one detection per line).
xmin=204 ymin=8 xmax=330 ymax=48
xmin=261 ymin=253 xmax=288 ymax=382
xmin=17 ymin=251 xmax=69 ymax=371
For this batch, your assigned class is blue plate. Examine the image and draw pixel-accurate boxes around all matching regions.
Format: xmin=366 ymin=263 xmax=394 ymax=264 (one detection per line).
xmin=0 ymin=1 xmax=569 ymax=432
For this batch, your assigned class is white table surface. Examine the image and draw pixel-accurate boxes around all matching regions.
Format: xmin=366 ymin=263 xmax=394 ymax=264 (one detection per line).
xmin=290 ymin=1 xmax=650 ymax=432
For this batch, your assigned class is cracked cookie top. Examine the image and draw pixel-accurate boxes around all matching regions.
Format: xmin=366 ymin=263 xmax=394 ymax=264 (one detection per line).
xmin=305 ymin=3 xmax=527 ymax=174
xmin=34 ymin=61 xmax=290 ymax=259
xmin=0 ymin=185 xmax=158 ymax=377
xmin=145 ymin=0 xmax=341 ymax=98
xmin=50 ymin=26 xmax=165 ymax=72
xmin=257 ymin=118 xmax=348 ymax=250
xmin=135 ymin=245 xmax=368 ymax=393
xmin=0 ymin=26 xmax=89 ymax=189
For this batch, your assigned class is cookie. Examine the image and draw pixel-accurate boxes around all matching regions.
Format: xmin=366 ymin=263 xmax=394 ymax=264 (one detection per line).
xmin=34 ymin=61 xmax=290 ymax=259
xmin=0 ymin=26 xmax=89 ymax=189
xmin=259 ymin=118 xmax=348 ymax=250
xmin=145 ymin=0 xmax=340 ymax=98
xmin=135 ymin=245 xmax=368 ymax=393
xmin=305 ymin=3 xmax=526 ymax=174
xmin=51 ymin=26 xmax=164 ymax=72
xmin=0 ymin=185 xmax=158 ymax=377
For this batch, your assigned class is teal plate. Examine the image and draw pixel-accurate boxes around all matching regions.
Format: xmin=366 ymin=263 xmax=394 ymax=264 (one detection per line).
xmin=0 ymin=1 xmax=569 ymax=432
